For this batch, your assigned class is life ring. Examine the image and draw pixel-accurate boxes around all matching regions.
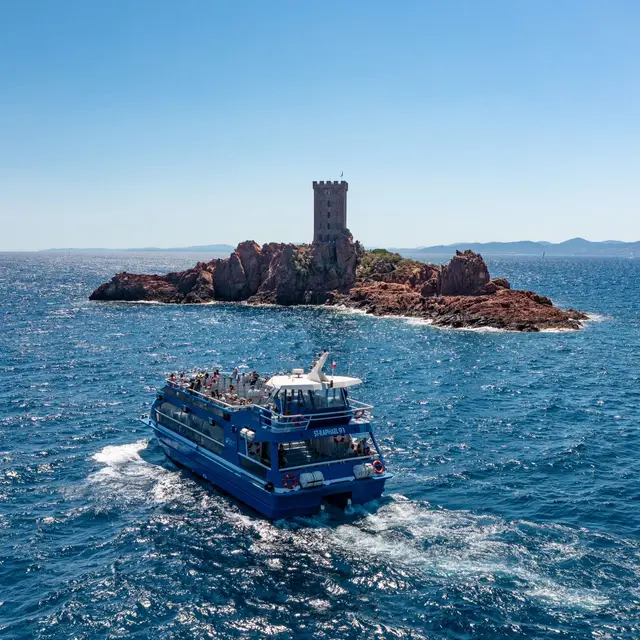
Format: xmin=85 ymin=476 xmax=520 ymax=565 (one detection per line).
xmin=372 ymin=460 xmax=385 ymax=474
xmin=333 ymin=435 xmax=345 ymax=443
xmin=354 ymin=409 xmax=365 ymax=419
xmin=283 ymin=474 xmax=297 ymax=489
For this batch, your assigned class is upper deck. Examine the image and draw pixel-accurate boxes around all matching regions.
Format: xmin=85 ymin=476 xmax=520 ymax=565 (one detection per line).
xmin=163 ymin=352 xmax=372 ymax=432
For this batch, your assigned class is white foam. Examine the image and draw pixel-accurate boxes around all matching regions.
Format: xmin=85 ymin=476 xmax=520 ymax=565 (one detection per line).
xmin=330 ymin=306 xmax=517 ymax=332
xmin=406 ymin=318 xmax=434 ymax=326
xmin=89 ymin=440 xmax=188 ymax=505
xmin=246 ymin=497 xmax=611 ymax=612
xmin=449 ymin=325 xmax=508 ymax=333
xmin=330 ymin=305 xmax=371 ymax=316
xmin=107 ymin=300 xmax=220 ymax=306
xmin=92 ymin=440 xmax=148 ymax=465
xmin=83 ymin=447 xmax=616 ymax=613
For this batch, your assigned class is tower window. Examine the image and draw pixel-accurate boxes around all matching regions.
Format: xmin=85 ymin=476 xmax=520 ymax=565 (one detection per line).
xmin=327 ymin=211 xmax=331 ymax=218
xmin=327 ymin=200 xmax=331 ymax=207
xmin=327 ymin=223 xmax=330 ymax=230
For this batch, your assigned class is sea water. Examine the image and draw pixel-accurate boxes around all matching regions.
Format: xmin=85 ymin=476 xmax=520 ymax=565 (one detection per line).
xmin=0 ymin=251 xmax=639 ymax=639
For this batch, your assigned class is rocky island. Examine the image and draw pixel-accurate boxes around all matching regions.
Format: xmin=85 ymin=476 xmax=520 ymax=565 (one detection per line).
xmin=89 ymin=232 xmax=587 ymax=332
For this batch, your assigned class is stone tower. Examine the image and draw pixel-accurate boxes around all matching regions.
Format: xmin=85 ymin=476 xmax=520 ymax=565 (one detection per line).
xmin=313 ymin=180 xmax=348 ymax=243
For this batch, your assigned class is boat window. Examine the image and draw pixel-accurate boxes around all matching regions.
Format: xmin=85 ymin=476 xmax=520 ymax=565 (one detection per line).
xmin=278 ymin=432 xmax=376 ymax=470
xmin=308 ymin=388 xmax=346 ymax=411
xmin=269 ymin=388 xmax=347 ymax=414
xmin=240 ymin=440 xmax=270 ymax=479
xmin=155 ymin=402 xmax=223 ymax=455
xmin=272 ymin=389 xmax=307 ymax=414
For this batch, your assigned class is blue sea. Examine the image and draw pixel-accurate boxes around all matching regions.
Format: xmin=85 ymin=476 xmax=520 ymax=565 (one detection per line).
xmin=1 ymin=251 xmax=639 ymax=639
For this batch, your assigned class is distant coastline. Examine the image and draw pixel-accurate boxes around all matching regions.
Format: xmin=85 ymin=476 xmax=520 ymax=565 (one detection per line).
xmin=391 ymin=237 xmax=639 ymax=258
xmin=31 ymin=238 xmax=640 ymax=258
xmin=11 ymin=237 xmax=638 ymax=257
xmin=38 ymin=244 xmax=236 ymax=254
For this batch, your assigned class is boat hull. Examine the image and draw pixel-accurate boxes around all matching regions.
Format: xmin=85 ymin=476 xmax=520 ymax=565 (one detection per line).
xmin=152 ymin=425 xmax=386 ymax=519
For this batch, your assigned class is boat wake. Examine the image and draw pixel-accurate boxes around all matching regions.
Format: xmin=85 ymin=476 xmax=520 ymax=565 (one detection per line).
xmin=88 ymin=439 xmax=189 ymax=505
xmin=227 ymin=495 xmax=613 ymax=613
xmin=85 ymin=442 xmax=622 ymax=616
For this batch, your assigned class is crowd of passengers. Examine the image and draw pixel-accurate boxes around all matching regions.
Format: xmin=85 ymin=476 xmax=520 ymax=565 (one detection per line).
xmin=168 ymin=368 xmax=265 ymax=405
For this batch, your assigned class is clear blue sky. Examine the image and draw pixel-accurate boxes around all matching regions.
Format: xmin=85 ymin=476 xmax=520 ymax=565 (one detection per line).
xmin=1 ymin=0 xmax=639 ymax=250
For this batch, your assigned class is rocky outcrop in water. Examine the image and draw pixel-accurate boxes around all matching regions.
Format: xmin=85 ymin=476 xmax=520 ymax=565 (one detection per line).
xmin=329 ymin=283 xmax=586 ymax=331
xmin=330 ymin=248 xmax=586 ymax=331
xmin=438 ymin=249 xmax=490 ymax=295
xmin=89 ymin=231 xmax=362 ymax=306
xmin=89 ymin=236 xmax=587 ymax=331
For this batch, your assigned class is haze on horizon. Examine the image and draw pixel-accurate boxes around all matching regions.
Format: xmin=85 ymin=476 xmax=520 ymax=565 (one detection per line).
xmin=1 ymin=1 xmax=639 ymax=252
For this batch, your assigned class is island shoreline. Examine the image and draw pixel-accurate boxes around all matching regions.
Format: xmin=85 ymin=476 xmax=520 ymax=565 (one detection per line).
xmin=88 ymin=235 xmax=588 ymax=333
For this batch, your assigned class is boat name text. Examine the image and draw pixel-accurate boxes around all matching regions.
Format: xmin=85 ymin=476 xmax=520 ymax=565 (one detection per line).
xmin=312 ymin=427 xmax=346 ymax=437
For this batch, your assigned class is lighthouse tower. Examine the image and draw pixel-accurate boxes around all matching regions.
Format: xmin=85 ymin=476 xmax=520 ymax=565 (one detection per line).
xmin=312 ymin=180 xmax=348 ymax=243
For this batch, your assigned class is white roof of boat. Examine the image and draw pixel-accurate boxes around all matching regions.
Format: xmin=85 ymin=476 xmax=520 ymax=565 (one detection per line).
xmin=266 ymin=373 xmax=362 ymax=391
xmin=265 ymin=351 xmax=361 ymax=391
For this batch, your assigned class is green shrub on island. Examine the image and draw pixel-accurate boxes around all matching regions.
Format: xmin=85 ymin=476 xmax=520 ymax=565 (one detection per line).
xmin=357 ymin=248 xmax=423 ymax=280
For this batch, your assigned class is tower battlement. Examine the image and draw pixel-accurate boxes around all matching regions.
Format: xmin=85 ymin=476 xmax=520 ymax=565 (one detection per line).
xmin=313 ymin=180 xmax=348 ymax=243
xmin=312 ymin=180 xmax=349 ymax=189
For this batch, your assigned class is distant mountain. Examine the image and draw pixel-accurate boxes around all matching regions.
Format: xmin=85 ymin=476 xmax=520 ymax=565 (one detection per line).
xmin=41 ymin=244 xmax=236 ymax=253
xmin=393 ymin=238 xmax=640 ymax=257
xmin=38 ymin=238 xmax=640 ymax=257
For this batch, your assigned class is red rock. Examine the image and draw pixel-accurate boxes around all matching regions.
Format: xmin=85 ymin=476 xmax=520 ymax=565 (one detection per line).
xmin=438 ymin=250 xmax=490 ymax=296
xmin=89 ymin=241 xmax=586 ymax=331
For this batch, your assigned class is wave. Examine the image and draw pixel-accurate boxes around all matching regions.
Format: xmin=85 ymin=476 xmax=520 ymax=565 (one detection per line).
xmin=237 ymin=495 xmax=613 ymax=612
xmin=97 ymin=300 xmax=221 ymax=306
xmin=89 ymin=440 xmax=188 ymax=505
xmin=329 ymin=305 xmax=372 ymax=316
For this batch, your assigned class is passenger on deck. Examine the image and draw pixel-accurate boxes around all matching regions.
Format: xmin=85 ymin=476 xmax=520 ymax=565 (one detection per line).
xmin=194 ymin=378 xmax=202 ymax=392
xmin=278 ymin=444 xmax=287 ymax=468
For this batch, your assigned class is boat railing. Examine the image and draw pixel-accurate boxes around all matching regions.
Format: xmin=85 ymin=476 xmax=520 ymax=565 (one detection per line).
xmin=165 ymin=379 xmax=246 ymax=411
xmin=254 ymin=407 xmax=313 ymax=432
xmin=164 ymin=380 xmax=374 ymax=425
xmin=254 ymin=399 xmax=373 ymax=432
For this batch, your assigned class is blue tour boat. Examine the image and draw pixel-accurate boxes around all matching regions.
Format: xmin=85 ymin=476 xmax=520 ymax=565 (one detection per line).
xmin=140 ymin=352 xmax=391 ymax=519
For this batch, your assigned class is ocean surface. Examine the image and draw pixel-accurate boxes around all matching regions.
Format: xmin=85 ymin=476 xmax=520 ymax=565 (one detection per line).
xmin=1 ymin=251 xmax=639 ymax=639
